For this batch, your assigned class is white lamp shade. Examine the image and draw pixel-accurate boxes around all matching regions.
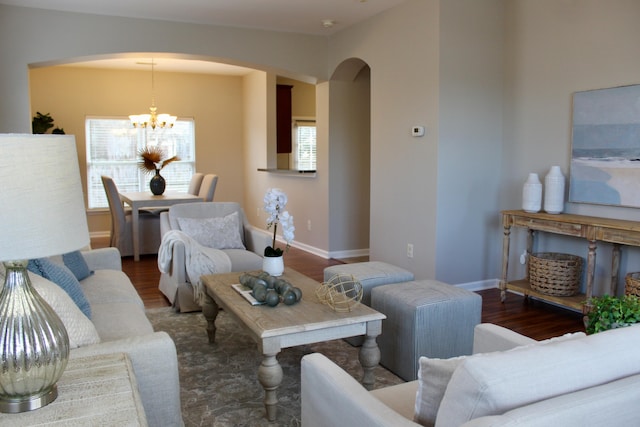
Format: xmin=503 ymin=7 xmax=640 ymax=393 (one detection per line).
xmin=0 ymin=134 xmax=90 ymax=261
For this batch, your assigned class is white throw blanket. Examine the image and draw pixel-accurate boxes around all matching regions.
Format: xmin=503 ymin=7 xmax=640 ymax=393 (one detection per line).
xmin=158 ymin=230 xmax=232 ymax=305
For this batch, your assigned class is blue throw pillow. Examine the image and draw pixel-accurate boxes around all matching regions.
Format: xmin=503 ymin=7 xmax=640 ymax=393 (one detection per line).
xmin=62 ymin=251 xmax=93 ymax=281
xmin=28 ymin=258 xmax=92 ymax=319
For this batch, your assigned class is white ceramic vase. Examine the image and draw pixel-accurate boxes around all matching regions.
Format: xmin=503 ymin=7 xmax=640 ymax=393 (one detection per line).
xmin=544 ymin=166 xmax=565 ymax=214
xmin=522 ymin=173 xmax=542 ymax=213
xmin=262 ymin=255 xmax=284 ymax=277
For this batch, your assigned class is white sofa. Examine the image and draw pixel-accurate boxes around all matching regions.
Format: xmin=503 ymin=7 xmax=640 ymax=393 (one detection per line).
xmin=302 ymin=323 xmax=640 ymax=427
xmin=159 ymin=202 xmax=269 ymax=312
xmin=15 ymin=248 xmax=183 ymax=427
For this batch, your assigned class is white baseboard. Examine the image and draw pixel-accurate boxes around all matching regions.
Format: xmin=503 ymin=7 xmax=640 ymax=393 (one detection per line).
xmin=289 ymin=240 xmax=330 ymax=259
xmin=258 ymin=228 xmax=369 ymax=260
xmin=455 ymin=278 xmax=499 ymax=292
xmin=288 ymin=241 xmax=369 ymax=260
xmin=327 ymin=248 xmax=369 ymax=259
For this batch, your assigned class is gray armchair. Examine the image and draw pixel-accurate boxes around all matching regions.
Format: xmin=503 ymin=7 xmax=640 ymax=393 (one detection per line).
xmin=159 ymin=201 xmax=269 ymax=312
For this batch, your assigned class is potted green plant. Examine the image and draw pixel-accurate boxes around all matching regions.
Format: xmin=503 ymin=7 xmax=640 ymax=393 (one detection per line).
xmin=585 ymin=294 xmax=640 ymax=334
xmin=32 ymin=112 xmax=65 ymax=134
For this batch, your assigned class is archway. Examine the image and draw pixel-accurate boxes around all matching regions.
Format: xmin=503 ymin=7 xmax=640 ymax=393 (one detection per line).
xmin=327 ymin=58 xmax=371 ymax=257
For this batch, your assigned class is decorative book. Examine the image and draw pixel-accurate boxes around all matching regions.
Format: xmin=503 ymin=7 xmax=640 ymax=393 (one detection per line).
xmin=231 ymin=284 xmax=264 ymax=306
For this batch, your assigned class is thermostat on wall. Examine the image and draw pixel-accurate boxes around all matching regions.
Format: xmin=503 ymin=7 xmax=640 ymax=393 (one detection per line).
xmin=412 ymin=126 xmax=425 ymax=137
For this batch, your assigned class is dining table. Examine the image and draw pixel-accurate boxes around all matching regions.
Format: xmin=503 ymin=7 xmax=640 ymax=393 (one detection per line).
xmin=119 ymin=191 xmax=202 ymax=261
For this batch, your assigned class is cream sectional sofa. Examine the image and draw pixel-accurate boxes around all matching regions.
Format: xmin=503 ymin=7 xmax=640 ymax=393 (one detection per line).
xmin=8 ymin=247 xmax=183 ymax=427
xmin=302 ymin=323 xmax=640 ymax=427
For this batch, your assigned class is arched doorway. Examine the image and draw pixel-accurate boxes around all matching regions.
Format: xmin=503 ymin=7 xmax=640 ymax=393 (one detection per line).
xmin=327 ymin=58 xmax=371 ymax=257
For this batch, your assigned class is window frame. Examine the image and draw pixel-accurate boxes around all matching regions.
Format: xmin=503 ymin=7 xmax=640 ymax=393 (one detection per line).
xmin=291 ymin=117 xmax=316 ymax=171
xmin=85 ymin=116 xmax=196 ymax=209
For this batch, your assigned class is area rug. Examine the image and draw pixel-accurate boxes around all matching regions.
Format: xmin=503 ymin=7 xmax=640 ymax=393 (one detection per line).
xmin=146 ymin=307 xmax=403 ymax=427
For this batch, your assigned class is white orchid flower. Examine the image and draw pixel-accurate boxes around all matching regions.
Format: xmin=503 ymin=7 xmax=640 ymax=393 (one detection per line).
xmin=262 ymin=188 xmax=295 ymax=255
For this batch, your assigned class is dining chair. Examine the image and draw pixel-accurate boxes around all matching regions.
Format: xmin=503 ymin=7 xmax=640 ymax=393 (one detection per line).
xmin=198 ymin=174 xmax=218 ymax=202
xmin=101 ymin=176 xmax=162 ymax=257
xmin=187 ymin=172 xmax=205 ymax=196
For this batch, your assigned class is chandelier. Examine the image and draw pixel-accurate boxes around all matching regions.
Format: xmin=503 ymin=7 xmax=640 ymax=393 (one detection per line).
xmin=129 ymin=61 xmax=176 ymax=130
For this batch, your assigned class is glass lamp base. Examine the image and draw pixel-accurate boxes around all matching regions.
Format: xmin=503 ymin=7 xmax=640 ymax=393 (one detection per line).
xmin=0 ymin=261 xmax=69 ymax=413
xmin=0 ymin=385 xmax=57 ymax=413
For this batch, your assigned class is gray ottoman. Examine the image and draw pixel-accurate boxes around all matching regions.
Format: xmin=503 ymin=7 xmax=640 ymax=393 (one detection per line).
xmin=323 ymin=261 xmax=414 ymax=306
xmin=371 ymin=280 xmax=482 ymax=381
xmin=324 ymin=261 xmax=414 ymax=346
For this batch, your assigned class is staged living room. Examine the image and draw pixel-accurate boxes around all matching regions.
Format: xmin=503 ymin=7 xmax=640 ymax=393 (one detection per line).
xmin=3 ymin=1 xmax=640 ymax=426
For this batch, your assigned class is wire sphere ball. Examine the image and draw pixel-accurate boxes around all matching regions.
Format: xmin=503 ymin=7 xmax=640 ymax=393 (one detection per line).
xmin=316 ymin=273 xmax=363 ymax=312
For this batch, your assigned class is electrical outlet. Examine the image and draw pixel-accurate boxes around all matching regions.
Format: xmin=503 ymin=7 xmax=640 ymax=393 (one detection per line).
xmin=407 ymin=243 xmax=414 ymax=258
xmin=307 ymin=220 xmax=312 ymax=231
xmin=257 ymin=207 xmax=261 ymax=217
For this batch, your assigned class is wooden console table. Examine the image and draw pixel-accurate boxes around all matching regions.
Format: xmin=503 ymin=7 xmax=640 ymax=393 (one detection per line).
xmin=500 ymin=210 xmax=640 ymax=312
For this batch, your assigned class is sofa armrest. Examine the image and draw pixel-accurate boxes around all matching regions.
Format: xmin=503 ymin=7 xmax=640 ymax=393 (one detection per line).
xmin=244 ymin=225 xmax=270 ymax=256
xmin=472 ymin=323 xmax=537 ymax=354
xmin=81 ymin=247 xmax=122 ymax=271
xmin=71 ymin=332 xmax=183 ymax=427
xmin=301 ymin=353 xmax=419 ymax=427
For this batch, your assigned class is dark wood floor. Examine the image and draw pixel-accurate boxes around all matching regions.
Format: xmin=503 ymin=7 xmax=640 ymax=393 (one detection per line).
xmin=118 ymin=245 xmax=585 ymax=341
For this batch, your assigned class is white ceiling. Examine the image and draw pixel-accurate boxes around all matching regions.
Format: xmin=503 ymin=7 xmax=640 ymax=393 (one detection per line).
xmin=10 ymin=0 xmax=406 ymax=75
xmin=0 ymin=0 xmax=406 ymax=36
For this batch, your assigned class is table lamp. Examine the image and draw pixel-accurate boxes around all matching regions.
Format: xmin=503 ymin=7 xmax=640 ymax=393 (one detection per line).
xmin=0 ymin=134 xmax=90 ymax=413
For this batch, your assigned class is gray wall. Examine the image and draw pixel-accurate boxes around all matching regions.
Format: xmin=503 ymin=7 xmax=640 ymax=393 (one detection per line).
xmin=436 ymin=0 xmax=505 ymax=285
xmin=3 ymin=1 xmax=640 ymax=293
xmin=501 ymin=0 xmax=640 ymax=296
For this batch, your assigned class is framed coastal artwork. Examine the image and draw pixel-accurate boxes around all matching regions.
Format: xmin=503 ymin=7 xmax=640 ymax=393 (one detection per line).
xmin=569 ymin=84 xmax=640 ymax=208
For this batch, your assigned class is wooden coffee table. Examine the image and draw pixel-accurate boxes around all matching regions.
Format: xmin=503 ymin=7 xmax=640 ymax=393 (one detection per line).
xmin=200 ymin=268 xmax=386 ymax=421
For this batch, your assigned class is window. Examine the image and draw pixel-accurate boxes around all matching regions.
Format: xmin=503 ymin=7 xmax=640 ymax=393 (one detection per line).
xmin=86 ymin=117 xmax=195 ymax=209
xmin=292 ymin=119 xmax=316 ymax=171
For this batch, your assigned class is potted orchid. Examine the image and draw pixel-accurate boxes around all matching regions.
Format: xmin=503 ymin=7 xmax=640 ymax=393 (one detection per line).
xmin=262 ymin=188 xmax=295 ymax=276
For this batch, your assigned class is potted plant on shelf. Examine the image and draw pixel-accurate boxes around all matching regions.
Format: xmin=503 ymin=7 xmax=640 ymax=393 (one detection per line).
xmin=585 ymin=294 xmax=640 ymax=334
xmin=262 ymin=188 xmax=295 ymax=276
xmin=138 ymin=146 xmax=180 ymax=195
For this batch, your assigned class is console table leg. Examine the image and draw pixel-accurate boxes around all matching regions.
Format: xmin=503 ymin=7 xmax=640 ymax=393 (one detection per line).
xmin=258 ymin=353 xmax=283 ymax=421
xmin=201 ymin=295 xmax=219 ymax=344
xmin=359 ymin=334 xmax=381 ymax=390
xmin=500 ymin=221 xmax=512 ymax=302
xmin=611 ymin=243 xmax=621 ymax=296
xmin=586 ymin=240 xmax=597 ymax=304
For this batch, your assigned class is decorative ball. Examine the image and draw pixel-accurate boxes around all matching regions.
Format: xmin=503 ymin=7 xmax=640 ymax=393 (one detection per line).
xmin=244 ymin=272 xmax=302 ymax=307
xmin=316 ymin=273 xmax=363 ymax=312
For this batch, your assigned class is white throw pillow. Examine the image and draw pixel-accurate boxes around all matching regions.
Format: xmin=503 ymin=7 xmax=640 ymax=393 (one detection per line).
xmin=414 ymin=331 xmax=586 ymax=427
xmin=434 ymin=327 xmax=640 ymax=427
xmin=414 ymin=356 xmax=466 ymax=427
xmin=177 ymin=211 xmax=246 ymax=250
xmin=29 ymin=272 xmax=101 ymax=349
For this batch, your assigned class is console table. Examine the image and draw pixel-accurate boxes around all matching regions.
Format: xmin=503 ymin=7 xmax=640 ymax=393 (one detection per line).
xmin=0 ymin=353 xmax=147 ymax=426
xmin=500 ymin=210 xmax=640 ymax=312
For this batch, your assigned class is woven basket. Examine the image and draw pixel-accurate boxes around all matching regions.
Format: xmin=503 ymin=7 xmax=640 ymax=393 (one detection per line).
xmin=625 ymin=272 xmax=640 ymax=297
xmin=529 ymin=252 xmax=583 ymax=296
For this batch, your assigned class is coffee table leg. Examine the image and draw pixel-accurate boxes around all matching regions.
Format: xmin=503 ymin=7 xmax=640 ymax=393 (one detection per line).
xmin=258 ymin=352 xmax=283 ymax=421
xmin=359 ymin=334 xmax=381 ymax=390
xmin=201 ymin=294 xmax=219 ymax=344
